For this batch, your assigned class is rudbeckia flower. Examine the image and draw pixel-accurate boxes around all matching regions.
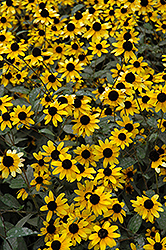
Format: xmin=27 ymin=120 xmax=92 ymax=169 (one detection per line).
xmin=143 ymin=232 xmax=166 ymax=250
xmin=46 ymin=234 xmax=72 ymax=250
xmin=0 ymin=149 xmax=24 ymax=178
xmin=40 ymin=191 xmax=69 ymax=222
xmin=88 ymin=221 xmax=120 ymax=250
xmin=131 ymin=194 xmax=164 ymax=223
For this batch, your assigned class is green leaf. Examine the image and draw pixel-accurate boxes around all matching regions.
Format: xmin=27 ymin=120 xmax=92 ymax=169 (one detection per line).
xmin=10 ymin=86 xmax=29 ymax=94
xmin=9 ymin=178 xmax=25 ymax=189
xmin=3 ymin=237 xmax=18 ymax=250
xmin=156 ymin=206 xmax=166 ymax=230
xmin=136 ymin=146 xmax=146 ymax=159
xmin=149 ymin=133 xmax=158 ymax=142
xmin=39 ymin=128 xmax=55 ymax=136
xmin=0 ymin=194 xmax=20 ymax=209
xmin=71 ymin=4 xmax=84 ymax=15
xmin=127 ymin=214 xmax=142 ymax=234
xmin=106 ymin=72 xmax=114 ymax=84
xmin=29 ymin=87 xmax=41 ymax=104
xmin=63 ymin=125 xmax=73 ymax=134
xmin=136 ymin=235 xmax=145 ymax=250
xmin=120 ymin=157 xmax=137 ymax=168
xmin=6 ymin=227 xmax=37 ymax=239
xmin=15 ymin=214 xmax=34 ymax=228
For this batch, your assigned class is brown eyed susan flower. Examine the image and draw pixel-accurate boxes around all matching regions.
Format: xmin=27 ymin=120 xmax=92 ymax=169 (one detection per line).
xmin=6 ymin=40 xmax=27 ymax=59
xmin=149 ymin=149 xmax=165 ymax=172
xmin=75 ymin=163 xmax=96 ymax=181
xmin=31 ymin=151 xmax=49 ymax=174
xmin=112 ymin=40 xmax=137 ymax=62
xmin=10 ymin=105 xmax=35 ymax=130
xmin=87 ymin=186 xmax=112 ymax=216
xmin=30 ymin=171 xmax=51 ymax=192
xmin=116 ymin=116 xmax=139 ymax=139
xmin=17 ymin=188 xmax=28 ymax=201
xmin=131 ymin=194 xmax=164 ymax=223
xmin=39 ymin=218 xmax=61 ymax=242
xmin=74 ymin=144 xmax=97 ymax=168
xmin=145 ymin=227 xmax=159 ymax=239
xmin=110 ymin=128 xmax=133 ymax=150
xmin=105 ymin=198 xmax=126 ymax=223
xmin=43 ymin=100 xmax=68 ymax=127
xmin=46 ymin=234 xmax=72 ymax=250
xmin=143 ymin=232 xmax=166 ymax=250
xmin=122 ymin=165 xmax=137 ymax=183
xmin=40 ymin=191 xmax=69 ymax=222
xmin=0 ymin=149 xmax=24 ymax=178
xmin=88 ymin=221 xmax=120 ymax=250
xmin=73 ymin=95 xmax=91 ymax=119
xmin=52 ymin=154 xmax=78 ymax=182
xmin=94 ymin=139 xmax=120 ymax=168
xmin=72 ymin=113 xmax=100 ymax=138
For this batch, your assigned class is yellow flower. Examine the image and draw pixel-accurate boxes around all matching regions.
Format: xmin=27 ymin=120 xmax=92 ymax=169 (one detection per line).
xmin=46 ymin=234 xmax=72 ymax=250
xmin=0 ymin=95 xmax=13 ymax=113
xmin=104 ymin=198 xmax=126 ymax=223
xmin=88 ymin=221 xmax=120 ymax=250
xmin=40 ymin=191 xmax=69 ymax=222
xmin=110 ymin=128 xmax=133 ymax=150
xmin=0 ymin=149 xmax=24 ymax=178
xmin=143 ymin=232 xmax=166 ymax=250
xmin=74 ymin=144 xmax=97 ymax=168
xmin=131 ymin=194 xmax=164 ymax=223
xmin=17 ymin=188 xmax=28 ymax=200
xmin=0 ymin=111 xmax=12 ymax=131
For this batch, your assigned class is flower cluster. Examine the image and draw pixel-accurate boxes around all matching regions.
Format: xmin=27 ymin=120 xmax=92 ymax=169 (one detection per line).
xmin=0 ymin=0 xmax=166 ymax=249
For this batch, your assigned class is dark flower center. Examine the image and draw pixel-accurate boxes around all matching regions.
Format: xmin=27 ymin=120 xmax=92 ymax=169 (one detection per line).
xmin=125 ymin=123 xmax=133 ymax=132
xmin=90 ymin=193 xmax=100 ymax=205
xmin=162 ymin=75 xmax=166 ymax=80
xmin=93 ymin=22 xmax=101 ymax=31
xmin=62 ymin=215 xmax=69 ymax=223
xmin=40 ymin=9 xmax=49 ymax=17
xmin=98 ymin=86 xmax=105 ymax=94
xmin=3 ymin=156 xmax=14 ymax=167
xmin=45 ymin=96 xmax=51 ymax=102
xmin=53 ymin=17 xmax=59 ymax=24
xmin=112 ymin=203 xmax=122 ymax=213
xmin=96 ymin=44 xmax=102 ymax=50
xmin=127 ymin=171 xmax=133 ymax=178
xmin=109 ymin=9 xmax=114 ymax=15
xmin=116 ymin=82 xmax=125 ymax=89
xmin=56 ymin=46 xmax=62 ymax=53
xmin=77 ymin=163 xmax=85 ymax=173
xmin=158 ymin=148 xmax=164 ymax=155
xmin=1 ymin=17 xmax=7 ymax=23
xmin=48 ymin=107 xmax=57 ymax=116
xmin=144 ymin=199 xmax=154 ymax=209
xmin=16 ymin=74 xmax=21 ymax=79
xmin=18 ymin=111 xmax=27 ymax=120
xmin=123 ymin=41 xmax=133 ymax=51
xmin=80 ymin=115 xmax=90 ymax=125
xmin=6 ymin=0 xmax=13 ymax=7
xmin=154 ymin=243 xmax=162 ymax=250
xmin=89 ymin=7 xmax=95 ymax=14
xmin=32 ymin=48 xmax=41 ymax=57
xmin=103 ymin=148 xmax=113 ymax=158
xmin=103 ymin=167 xmax=112 ymax=176
xmin=2 ymin=112 xmax=10 ymax=121
xmin=142 ymin=96 xmax=150 ymax=103
xmin=141 ymin=0 xmax=148 ymax=7
xmin=47 ymin=224 xmax=56 ymax=234
xmin=58 ymin=97 xmax=68 ymax=104
xmin=124 ymin=32 xmax=131 ymax=41
xmin=124 ymin=101 xmax=132 ymax=109
xmin=121 ymin=7 xmax=127 ymax=14
xmin=0 ymin=35 xmax=5 ymax=42
xmin=78 ymin=54 xmax=85 ymax=61
xmin=150 ymin=231 xmax=156 ymax=237
xmin=98 ymin=229 xmax=108 ymax=239
xmin=75 ymin=12 xmax=82 ymax=20
xmin=69 ymin=223 xmax=79 ymax=234
xmin=0 ymin=100 xmax=2 ymax=105
xmin=108 ymin=90 xmax=119 ymax=101
xmin=72 ymin=43 xmax=78 ymax=50
xmin=66 ymin=63 xmax=75 ymax=72
xmin=39 ymin=30 xmax=45 ymax=36
xmin=35 ymin=176 xmax=43 ymax=184
xmin=149 ymin=150 xmax=160 ymax=162
xmin=38 ymin=159 xmax=44 ymax=166
xmin=125 ymin=72 xmax=135 ymax=83
xmin=62 ymin=159 xmax=72 ymax=169
xmin=51 ymin=240 xmax=61 ymax=250
xmin=5 ymin=72 xmax=12 ymax=79
xmin=47 ymin=201 xmax=57 ymax=211
xmin=81 ymin=149 xmax=90 ymax=159
xmin=48 ymin=75 xmax=56 ymax=83
xmin=157 ymin=93 xmax=166 ymax=103
xmin=39 ymin=2 xmax=46 ymax=9
xmin=105 ymin=107 xmax=112 ymax=115
xmin=163 ymin=121 xmax=166 ymax=127
xmin=134 ymin=61 xmax=140 ymax=68
xmin=118 ymin=133 xmax=126 ymax=141
xmin=51 ymin=149 xmax=60 ymax=160
xmin=74 ymin=98 xmax=81 ymax=108
xmin=162 ymin=24 xmax=166 ymax=29
xmin=67 ymin=23 xmax=75 ymax=31
xmin=11 ymin=43 xmax=19 ymax=51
